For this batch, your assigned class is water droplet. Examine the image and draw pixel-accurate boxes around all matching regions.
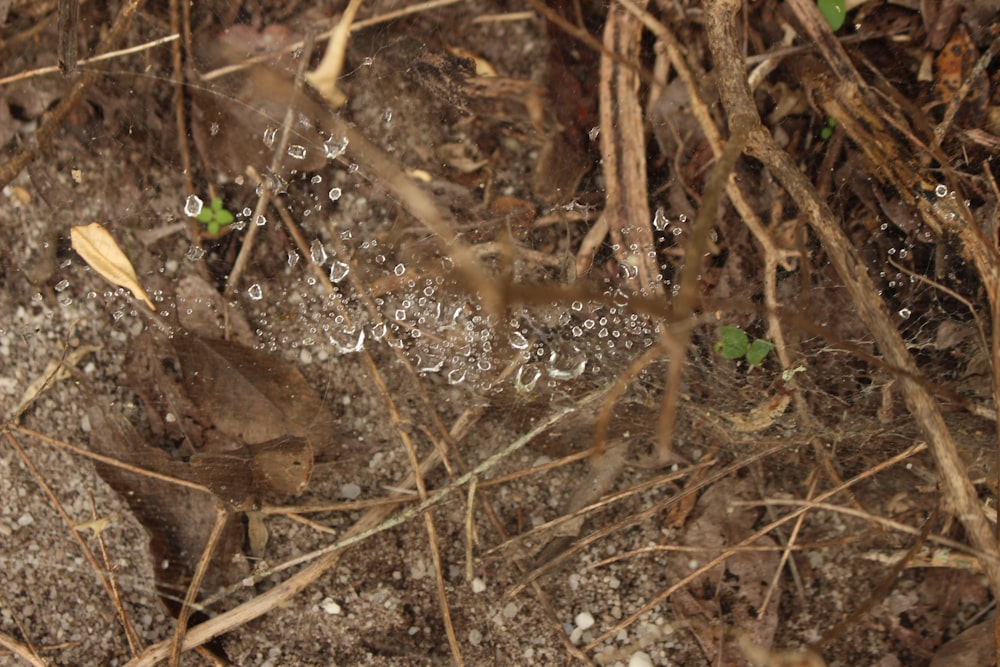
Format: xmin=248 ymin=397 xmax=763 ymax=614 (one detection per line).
xmin=571 ymin=301 xmax=583 ymax=312
xmin=209 ymin=121 xmax=220 ymax=136
xmin=287 ymin=251 xmax=300 ymax=267
xmin=514 ymin=365 xmax=541 ymax=393
xmin=393 ymin=263 xmax=406 ymax=276
xmin=383 ymin=108 xmax=393 ymax=124
xmin=287 ymin=145 xmax=308 ymax=160
xmin=653 ymin=208 xmax=669 ymax=231
xmin=671 ymin=227 xmax=682 ymax=236
xmin=898 ymin=248 xmax=908 ymax=259
xmin=263 ymin=126 xmax=277 ymax=147
xmin=184 ymin=195 xmax=203 ymax=217
xmin=934 ymin=184 xmax=948 ymax=198
xmin=361 ymin=56 xmax=374 ymax=67
xmin=54 ymin=279 xmax=70 ymax=292
xmin=310 ymin=239 xmax=328 ymax=265
xmin=371 ymin=322 xmax=387 ymax=340
xmin=328 ymin=187 xmax=342 ymax=202
xmin=447 ymin=368 xmax=466 ymax=385
xmin=248 ymin=284 xmax=263 ymax=300
xmin=588 ymin=126 xmax=600 ymax=141
xmin=185 ymin=246 xmax=205 ymax=261
xmin=898 ymin=308 xmax=911 ymax=319
xmin=329 ymin=328 xmax=365 ymax=354
xmin=329 ymin=261 xmax=350 ymax=283
xmin=323 ymin=136 xmax=349 ymax=160
xmin=510 ymin=331 xmax=529 ymax=350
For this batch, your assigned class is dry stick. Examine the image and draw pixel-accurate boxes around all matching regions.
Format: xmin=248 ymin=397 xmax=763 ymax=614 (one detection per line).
xmin=0 ymin=0 xmax=144 ymax=189
xmin=812 ymin=510 xmax=938 ymax=651
xmin=583 ymin=441 xmax=928 ymax=650
xmin=507 ymin=445 xmax=780 ymax=597
xmin=598 ymin=0 xmax=664 ymax=298
xmin=168 ymin=504 xmax=230 ymax=666
xmin=620 ymin=0 xmax=805 ymax=415
xmin=273 ymin=206 xmax=468 ymax=665
xmin=758 ymin=473 xmax=817 ymax=617
xmin=224 ymin=32 xmax=317 ymax=295
xmin=707 ymin=0 xmax=1000 ymax=603
xmin=168 ymin=0 xmax=194 ymax=204
xmin=0 ymin=33 xmax=179 ymax=87
xmin=654 ymin=133 xmax=747 ymax=464
xmin=88 ymin=491 xmax=144 ymax=656
xmin=126 ymin=408 xmax=574 ymax=666
xmin=0 ymin=431 xmax=132 ymax=642
xmin=0 ymin=630 xmax=46 ymax=667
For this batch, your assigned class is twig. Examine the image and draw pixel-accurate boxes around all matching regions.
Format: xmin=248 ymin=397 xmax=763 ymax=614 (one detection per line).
xmin=0 ymin=33 xmax=179 ymax=87
xmin=0 ymin=0 xmax=144 ymax=189
xmin=169 ymin=505 xmax=230 ymax=666
xmin=583 ymin=441 xmax=929 ymax=650
xmin=707 ymin=0 xmax=1000 ymax=602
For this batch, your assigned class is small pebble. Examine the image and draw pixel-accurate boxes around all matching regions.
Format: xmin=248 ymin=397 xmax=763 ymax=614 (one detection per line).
xmin=629 ymin=651 xmax=654 ymax=667
xmin=471 ymin=577 xmax=487 ymax=594
xmin=575 ymin=611 xmax=595 ymax=630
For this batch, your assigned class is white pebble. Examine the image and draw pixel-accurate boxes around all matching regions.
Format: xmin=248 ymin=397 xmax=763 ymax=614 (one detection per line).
xmin=629 ymin=651 xmax=654 ymax=667
xmin=340 ymin=483 xmax=361 ymax=500
xmin=471 ymin=577 xmax=487 ymax=594
xmin=575 ymin=611 xmax=595 ymax=630
xmin=319 ymin=597 xmax=341 ymax=615
xmin=468 ymin=629 xmax=482 ymax=646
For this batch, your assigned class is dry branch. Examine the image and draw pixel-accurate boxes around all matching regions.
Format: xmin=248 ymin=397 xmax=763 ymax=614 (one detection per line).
xmin=703 ymin=0 xmax=1000 ymax=598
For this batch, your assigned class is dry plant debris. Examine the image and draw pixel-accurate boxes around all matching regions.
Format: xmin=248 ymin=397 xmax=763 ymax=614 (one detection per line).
xmin=1 ymin=0 xmax=999 ymax=665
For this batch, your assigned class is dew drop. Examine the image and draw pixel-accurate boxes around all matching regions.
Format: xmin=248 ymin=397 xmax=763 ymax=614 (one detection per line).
xmin=934 ymin=184 xmax=948 ymax=198
xmin=898 ymin=308 xmax=911 ymax=319
xmin=328 ymin=187 xmax=342 ymax=202
xmin=184 ymin=195 xmax=203 ymax=217
xmin=447 ymin=368 xmax=466 ymax=385
xmin=653 ymin=208 xmax=669 ymax=231
xmin=310 ymin=239 xmax=328 ymax=266
xmin=54 ymin=279 xmax=70 ymax=292
xmin=329 ymin=261 xmax=350 ymax=283
xmin=393 ymin=263 xmax=406 ymax=276
xmin=287 ymin=145 xmax=307 ymax=160
xmin=323 ymin=136 xmax=349 ymax=160
xmin=510 ymin=331 xmax=529 ymax=350
xmin=247 ymin=284 xmax=263 ymax=300
xmin=262 ymin=127 xmax=277 ymax=147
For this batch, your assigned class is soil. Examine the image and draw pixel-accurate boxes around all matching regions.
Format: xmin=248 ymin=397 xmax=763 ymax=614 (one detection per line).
xmin=1 ymin=1 xmax=998 ymax=666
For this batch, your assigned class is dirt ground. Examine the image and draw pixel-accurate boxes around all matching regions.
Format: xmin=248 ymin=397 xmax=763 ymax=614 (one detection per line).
xmin=1 ymin=0 xmax=999 ymax=665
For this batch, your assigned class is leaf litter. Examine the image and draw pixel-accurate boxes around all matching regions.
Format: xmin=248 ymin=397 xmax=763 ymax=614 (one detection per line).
xmin=1 ymin=0 xmax=999 ymax=665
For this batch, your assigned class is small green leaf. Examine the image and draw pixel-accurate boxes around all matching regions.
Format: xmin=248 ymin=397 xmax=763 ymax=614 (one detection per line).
xmin=746 ymin=339 xmax=774 ymax=367
xmin=196 ymin=208 xmax=213 ymax=224
xmin=717 ymin=326 xmax=749 ymax=359
xmin=207 ymin=221 xmax=220 ymax=235
xmin=215 ymin=208 xmax=234 ymax=225
xmin=817 ymin=0 xmax=846 ymax=31
xmin=210 ymin=197 xmax=224 ymax=212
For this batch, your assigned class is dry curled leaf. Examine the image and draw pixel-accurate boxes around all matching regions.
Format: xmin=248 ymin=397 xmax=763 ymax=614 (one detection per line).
xmin=70 ymin=222 xmax=155 ymax=310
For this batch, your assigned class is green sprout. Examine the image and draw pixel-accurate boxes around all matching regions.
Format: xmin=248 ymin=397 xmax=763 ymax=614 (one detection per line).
xmin=715 ymin=325 xmax=774 ymax=367
xmin=195 ymin=197 xmax=235 ymax=235
xmin=817 ymin=0 xmax=846 ymax=31
xmin=819 ymin=117 xmax=837 ymax=141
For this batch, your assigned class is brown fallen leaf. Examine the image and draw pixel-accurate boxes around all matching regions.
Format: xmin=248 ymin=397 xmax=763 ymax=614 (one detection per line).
xmin=70 ymin=222 xmax=155 ymax=310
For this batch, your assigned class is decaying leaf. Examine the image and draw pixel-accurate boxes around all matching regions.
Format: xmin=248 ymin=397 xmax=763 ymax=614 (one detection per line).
xmin=85 ymin=393 xmax=247 ymax=614
xmin=70 ymin=222 xmax=155 ymax=310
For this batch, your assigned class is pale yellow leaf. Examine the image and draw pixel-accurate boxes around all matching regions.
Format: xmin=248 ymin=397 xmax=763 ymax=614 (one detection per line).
xmin=70 ymin=222 xmax=155 ymax=311
xmin=304 ymin=0 xmax=365 ymax=109
xmin=75 ymin=516 xmax=112 ymax=537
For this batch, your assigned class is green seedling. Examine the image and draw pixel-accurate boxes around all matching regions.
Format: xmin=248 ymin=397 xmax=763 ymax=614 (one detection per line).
xmin=819 ymin=117 xmax=837 ymax=141
xmin=196 ymin=197 xmax=235 ymax=235
xmin=817 ymin=0 xmax=846 ymax=31
xmin=715 ymin=325 xmax=774 ymax=367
